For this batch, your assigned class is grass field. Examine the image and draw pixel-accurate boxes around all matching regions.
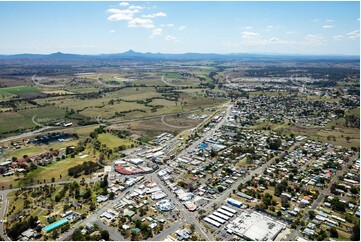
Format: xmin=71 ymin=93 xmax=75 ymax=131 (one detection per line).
xmin=19 ymin=154 xmax=96 ymax=187
xmin=0 ymin=106 xmax=66 ymax=134
xmin=0 ymin=90 xmax=16 ymax=101
xmin=0 ymin=86 xmax=40 ymax=95
xmin=97 ymin=133 xmax=137 ymax=149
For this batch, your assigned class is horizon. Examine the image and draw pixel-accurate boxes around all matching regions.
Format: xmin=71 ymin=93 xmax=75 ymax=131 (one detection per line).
xmin=0 ymin=1 xmax=360 ymax=55
xmin=1 ymin=49 xmax=360 ymax=57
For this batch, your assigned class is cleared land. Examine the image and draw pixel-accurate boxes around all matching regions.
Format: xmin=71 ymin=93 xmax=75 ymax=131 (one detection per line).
xmin=97 ymin=133 xmax=137 ymax=149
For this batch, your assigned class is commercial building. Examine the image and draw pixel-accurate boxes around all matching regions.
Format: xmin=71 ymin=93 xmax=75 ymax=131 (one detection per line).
xmin=226 ymin=210 xmax=286 ymax=241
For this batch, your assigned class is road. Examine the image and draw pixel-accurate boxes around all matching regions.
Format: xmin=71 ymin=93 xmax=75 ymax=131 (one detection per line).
xmin=0 ymin=180 xmax=78 ymax=240
xmin=202 ymin=142 xmax=299 ymax=213
xmin=0 ymin=103 xmax=226 ymax=144
xmin=285 ymin=152 xmax=359 ymax=241
xmin=148 ymin=173 xmax=214 ymax=241
xmin=149 ymin=220 xmax=185 ymax=241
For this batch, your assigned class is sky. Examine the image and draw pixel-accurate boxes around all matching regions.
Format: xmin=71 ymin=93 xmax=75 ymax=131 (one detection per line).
xmin=0 ymin=1 xmax=359 ymax=55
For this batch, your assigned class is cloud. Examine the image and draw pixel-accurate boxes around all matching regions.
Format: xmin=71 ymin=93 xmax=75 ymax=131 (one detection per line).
xmin=119 ymin=2 xmax=129 ymax=6
xmin=241 ymin=31 xmax=260 ymax=38
xmin=286 ymin=31 xmax=297 ymax=34
xmin=178 ymin=25 xmax=187 ymax=31
xmin=332 ymin=30 xmax=359 ymax=40
xmin=266 ymin=25 xmax=280 ymax=31
xmin=150 ymin=28 xmax=163 ymax=38
xmin=165 ymin=35 xmax=179 ymax=42
xmin=143 ymin=12 xmax=167 ymax=18
xmin=305 ymin=34 xmax=324 ymax=44
xmin=332 ymin=35 xmax=344 ymax=40
xmin=107 ymin=8 xmax=139 ymax=21
xmin=325 ymin=19 xmax=335 ymax=22
xmin=245 ymin=26 xmax=253 ymax=30
xmin=345 ymin=30 xmax=360 ymax=39
xmin=110 ymin=30 xmax=115 ymax=33
xmin=238 ymin=31 xmax=289 ymax=46
xmin=160 ymin=24 xmax=175 ymax=27
xmin=129 ymin=5 xmax=144 ymax=10
xmin=322 ymin=25 xmax=334 ymax=28
xmin=128 ymin=18 xmax=154 ymax=28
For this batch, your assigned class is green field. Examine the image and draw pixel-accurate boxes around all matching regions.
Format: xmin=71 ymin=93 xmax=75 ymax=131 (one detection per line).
xmin=97 ymin=133 xmax=137 ymax=149
xmin=19 ymin=154 xmax=96 ymax=187
xmin=0 ymin=90 xmax=16 ymax=101
xmin=0 ymin=86 xmax=40 ymax=95
xmin=0 ymin=106 xmax=66 ymax=134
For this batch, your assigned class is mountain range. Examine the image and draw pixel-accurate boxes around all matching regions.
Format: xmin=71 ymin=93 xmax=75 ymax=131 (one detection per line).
xmin=0 ymin=50 xmax=359 ymax=61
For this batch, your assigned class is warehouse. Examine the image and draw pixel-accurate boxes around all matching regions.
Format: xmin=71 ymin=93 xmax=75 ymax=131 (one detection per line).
xmin=213 ymin=211 xmax=230 ymax=221
xmin=221 ymin=205 xmax=237 ymax=214
xmin=217 ymin=208 xmax=234 ymax=217
xmin=204 ymin=217 xmax=221 ymax=228
xmin=227 ymin=210 xmax=286 ymax=241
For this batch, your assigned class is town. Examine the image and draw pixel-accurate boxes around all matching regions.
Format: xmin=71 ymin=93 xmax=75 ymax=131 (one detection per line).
xmin=0 ymin=1 xmax=360 ymax=241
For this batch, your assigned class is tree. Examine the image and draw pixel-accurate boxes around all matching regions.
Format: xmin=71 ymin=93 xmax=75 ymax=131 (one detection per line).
xmin=89 ymin=202 xmax=96 ymax=211
xmin=51 ymin=229 xmax=59 ymax=240
xmin=351 ymin=220 xmax=360 ymax=241
xmin=329 ymin=227 xmax=338 ymax=238
xmin=190 ymin=224 xmax=195 ymax=233
xmin=51 ymin=177 xmax=55 ymax=183
xmin=101 ymin=230 xmax=110 ymax=240
xmin=308 ymin=210 xmax=315 ymax=220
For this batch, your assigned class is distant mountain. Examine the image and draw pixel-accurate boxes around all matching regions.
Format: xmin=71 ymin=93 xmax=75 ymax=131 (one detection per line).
xmin=0 ymin=50 xmax=359 ymax=61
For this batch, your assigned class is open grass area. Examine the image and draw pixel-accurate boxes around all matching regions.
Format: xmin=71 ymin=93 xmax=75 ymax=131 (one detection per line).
xmin=0 ymin=90 xmax=16 ymax=101
xmin=0 ymin=86 xmax=40 ymax=95
xmin=18 ymin=153 xmax=96 ymax=187
xmin=97 ymin=133 xmax=137 ymax=149
xmin=0 ymin=106 xmax=66 ymax=134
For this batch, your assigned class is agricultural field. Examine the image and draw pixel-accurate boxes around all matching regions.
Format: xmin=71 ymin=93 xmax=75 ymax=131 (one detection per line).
xmin=0 ymin=86 xmax=40 ymax=95
xmin=0 ymin=106 xmax=66 ymax=134
xmin=97 ymin=133 xmax=137 ymax=149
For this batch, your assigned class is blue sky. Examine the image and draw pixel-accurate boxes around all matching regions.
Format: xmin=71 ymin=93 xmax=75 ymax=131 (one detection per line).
xmin=0 ymin=1 xmax=359 ymax=55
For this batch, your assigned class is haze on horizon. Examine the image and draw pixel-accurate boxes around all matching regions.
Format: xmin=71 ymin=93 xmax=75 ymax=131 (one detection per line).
xmin=0 ymin=1 xmax=359 ymax=55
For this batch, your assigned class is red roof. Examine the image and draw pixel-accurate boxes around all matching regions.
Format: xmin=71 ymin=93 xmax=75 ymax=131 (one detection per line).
xmin=303 ymin=196 xmax=311 ymax=201
xmin=115 ymin=165 xmax=145 ymax=175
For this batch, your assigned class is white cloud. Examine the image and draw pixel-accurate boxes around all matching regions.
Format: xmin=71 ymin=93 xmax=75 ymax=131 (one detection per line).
xmin=128 ymin=18 xmax=154 ymax=28
xmin=332 ymin=35 xmax=344 ymax=40
xmin=107 ymin=8 xmax=139 ymax=21
xmin=345 ymin=30 xmax=360 ymax=39
xmin=178 ymin=25 xmax=187 ymax=31
xmin=305 ymin=34 xmax=324 ymax=45
xmin=325 ymin=19 xmax=335 ymax=22
xmin=151 ymin=28 xmax=163 ymax=37
xmin=160 ymin=24 xmax=175 ymax=27
xmin=110 ymin=30 xmax=115 ymax=33
xmin=129 ymin=5 xmax=144 ymax=10
xmin=143 ymin=12 xmax=167 ymax=18
xmin=322 ymin=25 xmax=334 ymax=29
xmin=165 ymin=35 xmax=179 ymax=42
xmin=119 ymin=2 xmax=129 ymax=6
xmin=332 ymin=30 xmax=359 ymax=40
xmin=245 ymin=26 xmax=253 ymax=30
xmin=241 ymin=31 xmax=260 ymax=38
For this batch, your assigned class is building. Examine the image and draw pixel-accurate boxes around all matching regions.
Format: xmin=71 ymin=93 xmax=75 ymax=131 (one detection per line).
xmin=227 ymin=198 xmax=243 ymax=208
xmin=43 ymin=219 xmax=69 ymax=233
xmin=227 ymin=211 xmax=286 ymax=240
